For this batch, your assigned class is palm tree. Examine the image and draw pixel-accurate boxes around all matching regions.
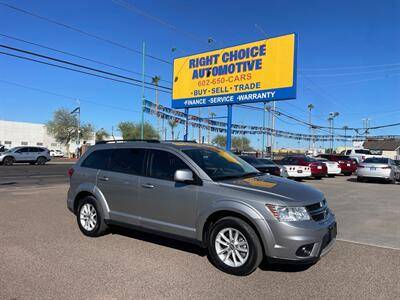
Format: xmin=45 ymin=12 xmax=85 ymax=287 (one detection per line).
xmin=168 ymin=119 xmax=178 ymax=140
xmin=152 ymin=76 xmax=161 ymax=134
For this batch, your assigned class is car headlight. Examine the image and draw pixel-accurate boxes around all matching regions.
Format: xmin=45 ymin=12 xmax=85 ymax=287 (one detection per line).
xmin=266 ymin=204 xmax=310 ymax=222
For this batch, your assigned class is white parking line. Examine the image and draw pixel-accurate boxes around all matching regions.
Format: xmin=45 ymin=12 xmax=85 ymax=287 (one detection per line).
xmin=337 ymin=238 xmax=400 ymax=251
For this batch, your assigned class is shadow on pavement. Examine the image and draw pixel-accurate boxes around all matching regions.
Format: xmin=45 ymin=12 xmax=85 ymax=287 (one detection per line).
xmin=259 ymin=258 xmax=314 ymax=272
xmin=109 ymin=225 xmax=207 ymax=257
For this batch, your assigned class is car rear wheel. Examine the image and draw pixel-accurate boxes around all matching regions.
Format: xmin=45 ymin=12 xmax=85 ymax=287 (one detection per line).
xmin=36 ymin=156 xmax=47 ymax=165
xmin=3 ymin=156 xmax=14 ymax=166
xmin=343 ymin=172 xmax=352 ymax=176
xmin=76 ymin=196 xmax=108 ymax=237
xmin=208 ymin=217 xmax=263 ymax=276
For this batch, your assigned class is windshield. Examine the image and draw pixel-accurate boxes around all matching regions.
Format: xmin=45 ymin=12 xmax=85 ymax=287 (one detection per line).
xmin=5 ymin=147 xmax=19 ymax=153
xmin=363 ymin=157 xmax=389 ymax=164
xmin=239 ymin=156 xmax=262 ymax=165
xmin=182 ymin=147 xmax=259 ymax=181
xmin=355 ymin=149 xmax=372 ymax=155
xmin=258 ymin=158 xmax=275 ymax=165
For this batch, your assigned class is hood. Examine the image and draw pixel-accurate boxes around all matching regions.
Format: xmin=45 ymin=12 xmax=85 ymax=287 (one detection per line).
xmin=217 ymin=174 xmax=324 ymax=206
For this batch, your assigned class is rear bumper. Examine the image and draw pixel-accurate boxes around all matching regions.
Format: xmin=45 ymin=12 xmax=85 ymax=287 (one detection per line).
xmin=258 ymin=213 xmax=337 ymax=262
xmin=357 ymin=169 xmax=391 ymax=179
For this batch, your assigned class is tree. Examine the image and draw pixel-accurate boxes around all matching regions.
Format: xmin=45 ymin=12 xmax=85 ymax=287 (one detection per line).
xmin=152 ymin=76 xmax=161 ymax=133
xmin=95 ymin=128 xmax=110 ymax=141
xmin=46 ymin=108 xmax=94 ymax=150
xmin=212 ymin=134 xmax=253 ymax=151
xmin=117 ymin=121 xmax=159 ymax=140
xmin=168 ymin=119 xmax=178 ymax=140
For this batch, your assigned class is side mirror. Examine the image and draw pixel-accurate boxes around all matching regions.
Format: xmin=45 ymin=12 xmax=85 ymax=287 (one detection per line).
xmin=174 ymin=169 xmax=194 ymax=183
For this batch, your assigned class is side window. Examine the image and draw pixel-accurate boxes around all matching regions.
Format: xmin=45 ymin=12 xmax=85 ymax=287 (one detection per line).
xmin=109 ymin=148 xmax=146 ymax=175
xmin=29 ymin=147 xmax=38 ymax=152
xmin=16 ymin=147 xmax=29 ymax=153
xmin=149 ymin=150 xmax=189 ymax=181
xmin=81 ymin=149 xmax=112 ymax=170
xmin=346 ymin=150 xmax=351 ymax=155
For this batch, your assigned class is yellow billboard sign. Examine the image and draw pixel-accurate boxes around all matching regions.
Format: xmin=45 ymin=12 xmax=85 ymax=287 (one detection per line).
xmin=172 ymin=33 xmax=297 ymax=108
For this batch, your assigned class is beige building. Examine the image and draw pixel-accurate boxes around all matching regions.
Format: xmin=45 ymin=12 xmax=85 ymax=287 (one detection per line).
xmin=363 ymin=139 xmax=400 ymax=160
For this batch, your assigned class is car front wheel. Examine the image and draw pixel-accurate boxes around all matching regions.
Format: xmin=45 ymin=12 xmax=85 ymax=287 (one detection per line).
xmin=3 ymin=156 xmax=14 ymax=166
xmin=208 ymin=217 xmax=263 ymax=276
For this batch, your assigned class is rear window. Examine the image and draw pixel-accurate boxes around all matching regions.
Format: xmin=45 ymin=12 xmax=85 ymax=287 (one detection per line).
xmin=363 ymin=157 xmax=388 ymax=164
xmin=355 ymin=149 xmax=372 ymax=155
xmin=239 ymin=156 xmax=260 ymax=165
xmin=81 ymin=149 xmax=112 ymax=170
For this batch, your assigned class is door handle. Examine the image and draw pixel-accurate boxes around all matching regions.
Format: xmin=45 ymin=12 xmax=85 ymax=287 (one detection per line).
xmin=141 ymin=183 xmax=155 ymax=189
xmin=98 ymin=176 xmax=109 ymax=182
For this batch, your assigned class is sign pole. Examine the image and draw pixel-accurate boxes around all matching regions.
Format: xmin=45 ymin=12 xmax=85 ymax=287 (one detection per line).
xmin=226 ymin=104 xmax=233 ymax=151
xmin=184 ymin=108 xmax=189 ymax=141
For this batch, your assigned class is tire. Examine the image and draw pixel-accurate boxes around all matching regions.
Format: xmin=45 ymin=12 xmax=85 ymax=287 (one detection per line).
xmin=36 ymin=156 xmax=47 ymax=165
xmin=327 ymin=174 xmax=335 ymax=178
xmin=76 ymin=196 xmax=108 ymax=237
xmin=207 ymin=217 xmax=263 ymax=276
xmin=29 ymin=162 xmax=36 ymax=165
xmin=344 ymin=172 xmax=352 ymax=176
xmin=3 ymin=156 xmax=14 ymax=166
xmin=314 ymin=176 xmax=323 ymax=180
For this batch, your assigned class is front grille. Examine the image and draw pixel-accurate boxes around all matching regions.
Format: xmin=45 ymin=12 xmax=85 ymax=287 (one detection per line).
xmin=306 ymin=200 xmax=329 ymax=222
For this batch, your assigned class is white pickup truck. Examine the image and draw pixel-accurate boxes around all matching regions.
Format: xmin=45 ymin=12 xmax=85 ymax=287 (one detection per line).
xmin=339 ymin=148 xmax=380 ymax=164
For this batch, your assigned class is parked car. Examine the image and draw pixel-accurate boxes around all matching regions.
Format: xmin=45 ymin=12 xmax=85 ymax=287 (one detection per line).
xmin=0 ymin=145 xmax=7 ymax=153
xmin=239 ymin=155 xmax=281 ymax=176
xmin=339 ymin=148 xmax=379 ymax=164
xmin=315 ymin=158 xmax=341 ymax=177
xmin=280 ymin=156 xmax=327 ymax=179
xmin=50 ymin=149 xmax=65 ymax=157
xmin=258 ymin=158 xmax=288 ymax=177
xmin=0 ymin=146 xmax=51 ymax=166
xmin=67 ymin=140 xmax=336 ymax=276
xmin=357 ymin=157 xmax=399 ymax=183
xmin=316 ymin=154 xmax=357 ymax=176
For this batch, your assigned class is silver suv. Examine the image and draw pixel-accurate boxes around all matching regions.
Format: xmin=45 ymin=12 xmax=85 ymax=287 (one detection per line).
xmin=0 ymin=146 xmax=51 ymax=166
xmin=67 ymin=140 xmax=336 ymax=275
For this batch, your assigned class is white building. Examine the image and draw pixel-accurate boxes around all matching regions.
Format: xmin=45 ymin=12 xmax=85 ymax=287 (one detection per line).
xmin=0 ymin=120 xmax=94 ymax=154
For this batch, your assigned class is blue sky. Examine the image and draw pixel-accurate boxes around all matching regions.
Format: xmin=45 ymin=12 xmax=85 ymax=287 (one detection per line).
xmin=0 ymin=0 xmax=399 ymax=149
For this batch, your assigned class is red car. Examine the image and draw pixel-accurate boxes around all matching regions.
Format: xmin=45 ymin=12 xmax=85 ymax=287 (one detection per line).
xmin=280 ymin=156 xmax=327 ymax=179
xmin=316 ymin=154 xmax=357 ymax=176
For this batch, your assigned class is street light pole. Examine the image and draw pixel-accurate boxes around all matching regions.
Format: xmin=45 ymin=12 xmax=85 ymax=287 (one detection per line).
xmin=271 ymin=101 xmax=276 ymax=159
xmin=262 ymin=102 xmax=266 ymax=157
xmin=328 ymin=112 xmax=339 ymax=153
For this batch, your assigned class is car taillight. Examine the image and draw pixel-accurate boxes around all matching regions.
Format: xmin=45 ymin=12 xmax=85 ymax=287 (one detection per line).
xmin=67 ymin=168 xmax=74 ymax=177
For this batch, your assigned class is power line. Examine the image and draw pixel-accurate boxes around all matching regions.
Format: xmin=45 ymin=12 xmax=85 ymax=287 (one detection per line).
xmin=0 ymin=78 xmax=141 ymax=113
xmin=0 ymin=1 xmax=171 ymax=65
xmin=319 ymin=73 xmax=400 ymax=87
xmin=0 ymin=44 xmax=172 ymax=92
xmin=0 ymin=33 xmax=172 ymax=84
xmin=300 ymin=62 xmax=400 ymax=71
xmin=110 ymin=0 xmax=214 ymax=46
xmin=300 ymin=68 xmax=400 ymax=77
xmin=0 ymin=50 xmax=172 ymax=94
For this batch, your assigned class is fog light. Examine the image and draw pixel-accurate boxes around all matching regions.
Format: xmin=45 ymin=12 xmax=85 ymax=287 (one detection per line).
xmin=296 ymin=244 xmax=314 ymax=257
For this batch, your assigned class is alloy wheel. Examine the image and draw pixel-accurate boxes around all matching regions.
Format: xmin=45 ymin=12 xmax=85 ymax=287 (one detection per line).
xmin=215 ymin=227 xmax=249 ymax=267
xmin=79 ymin=203 xmax=97 ymax=231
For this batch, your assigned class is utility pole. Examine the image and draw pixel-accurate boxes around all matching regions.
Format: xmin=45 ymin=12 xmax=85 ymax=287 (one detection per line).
xmin=271 ymin=101 xmax=276 ymax=159
xmin=343 ymin=125 xmax=349 ymax=151
xmin=362 ymin=118 xmax=371 ymax=136
xmin=140 ymin=41 xmax=146 ymax=139
xmin=328 ymin=112 xmax=339 ymax=153
xmin=77 ymin=99 xmax=80 ymax=149
xmin=262 ymin=102 xmax=266 ymax=157
xmin=307 ymin=104 xmax=314 ymax=152
xmin=207 ymin=107 xmax=211 ymax=144
xmin=198 ymin=108 xmax=201 ymax=143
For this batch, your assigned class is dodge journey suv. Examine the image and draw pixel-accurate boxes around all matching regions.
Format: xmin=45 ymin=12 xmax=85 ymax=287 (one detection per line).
xmin=67 ymin=140 xmax=336 ymax=275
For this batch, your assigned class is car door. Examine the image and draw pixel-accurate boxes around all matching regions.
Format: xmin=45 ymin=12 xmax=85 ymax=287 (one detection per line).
xmin=96 ymin=147 xmax=146 ymax=226
xmin=14 ymin=147 xmax=31 ymax=162
xmin=137 ymin=149 xmax=199 ymax=239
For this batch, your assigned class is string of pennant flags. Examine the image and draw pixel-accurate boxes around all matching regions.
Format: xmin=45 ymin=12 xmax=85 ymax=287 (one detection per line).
xmin=143 ymin=100 xmax=398 ymax=142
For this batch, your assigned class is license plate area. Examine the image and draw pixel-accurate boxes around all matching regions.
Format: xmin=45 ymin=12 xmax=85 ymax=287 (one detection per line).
xmin=297 ymin=170 xmax=303 ymax=173
xmin=370 ymin=167 xmax=376 ymax=171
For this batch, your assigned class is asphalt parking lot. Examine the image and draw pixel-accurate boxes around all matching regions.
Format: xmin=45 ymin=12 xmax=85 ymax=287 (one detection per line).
xmin=0 ymin=164 xmax=399 ymax=299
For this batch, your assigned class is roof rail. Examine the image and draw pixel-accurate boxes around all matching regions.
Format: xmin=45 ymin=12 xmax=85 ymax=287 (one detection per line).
xmin=95 ymin=139 xmax=160 ymax=145
xmin=163 ymin=140 xmax=197 ymax=143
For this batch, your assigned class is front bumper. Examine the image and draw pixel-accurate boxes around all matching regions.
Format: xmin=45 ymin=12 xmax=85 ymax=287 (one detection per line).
xmin=258 ymin=213 xmax=337 ymax=262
